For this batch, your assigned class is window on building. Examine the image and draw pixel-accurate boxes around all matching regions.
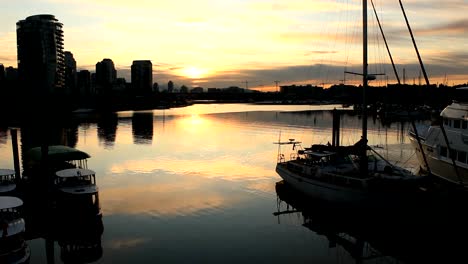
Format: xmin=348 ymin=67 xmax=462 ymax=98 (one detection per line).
xmin=454 ymin=120 xmax=461 ymax=129
xmin=458 ymin=151 xmax=467 ymax=163
xmin=463 ymin=121 xmax=468 ymax=129
xmin=450 ymin=149 xmax=457 ymax=160
xmin=440 ymin=146 xmax=448 ymax=157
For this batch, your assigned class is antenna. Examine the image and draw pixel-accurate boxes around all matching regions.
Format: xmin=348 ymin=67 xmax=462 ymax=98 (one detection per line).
xmin=242 ymin=80 xmax=262 ymax=90
xmin=403 ymin=68 xmax=406 ymax=84
xmin=274 ymin=81 xmax=280 ymax=92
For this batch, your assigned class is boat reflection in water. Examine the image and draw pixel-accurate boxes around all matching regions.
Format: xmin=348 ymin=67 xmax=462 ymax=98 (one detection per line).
xmin=48 ymin=192 xmax=103 ymax=264
xmin=23 ymin=180 xmax=103 ymax=263
xmin=274 ymin=180 xmax=468 ymax=263
xmin=0 ymin=196 xmax=30 ymax=264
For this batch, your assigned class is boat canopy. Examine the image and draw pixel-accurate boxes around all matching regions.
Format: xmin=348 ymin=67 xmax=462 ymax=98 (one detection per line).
xmin=0 ymin=169 xmax=15 ymax=177
xmin=0 ymin=196 xmax=23 ymax=210
xmin=25 ymin=145 xmax=91 ymax=162
xmin=309 ymin=139 xmax=368 ymax=156
xmin=56 ymin=168 xmax=96 ymax=178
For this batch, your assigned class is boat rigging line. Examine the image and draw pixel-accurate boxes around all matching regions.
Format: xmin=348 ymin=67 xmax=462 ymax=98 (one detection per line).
xmin=398 ymin=0 xmax=463 ymax=184
xmin=370 ymin=0 xmax=400 ymax=85
xmin=398 ymin=0 xmax=429 ymax=87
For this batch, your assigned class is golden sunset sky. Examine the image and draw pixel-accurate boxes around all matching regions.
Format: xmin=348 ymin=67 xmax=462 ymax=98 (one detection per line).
xmin=1 ymin=0 xmax=467 ymax=91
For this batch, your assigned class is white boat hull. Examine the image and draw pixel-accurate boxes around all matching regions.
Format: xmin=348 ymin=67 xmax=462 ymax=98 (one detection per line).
xmin=276 ymin=163 xmax=370 ymax=205
xmin=409 ymin=133 xmax=468 ymax=186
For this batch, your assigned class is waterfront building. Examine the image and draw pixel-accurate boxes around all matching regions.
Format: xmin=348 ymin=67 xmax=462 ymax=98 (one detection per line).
xmin=0 ymin=64 xmax=4 ymax=83
xmin=95 ymin=58 xmax=116 ymax=95
xmin=65 ymin=51 xmax=77 ymax=96
xmin=131 ymin=60 xmax=152 ymax=96
xmin=77 ymin=70 xmax=92 ymax=97
xmin=16 ymin=14 xmax=65 ymax=95
xmin=5 ymin=67 xmax=18 ymax=82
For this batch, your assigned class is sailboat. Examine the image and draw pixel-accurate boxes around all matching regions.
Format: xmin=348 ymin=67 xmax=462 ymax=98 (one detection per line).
xmin=275 ymin=1 xmax=424 ymax=206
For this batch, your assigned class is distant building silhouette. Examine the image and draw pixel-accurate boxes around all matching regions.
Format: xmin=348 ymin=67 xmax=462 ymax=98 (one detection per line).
xmin=0 ymin=64 xmax=5 ymax=83
xmin=207 ymin=88 xmax=221 ymax=93
xmin=280 ymin=84 xmax=323 ymax=97
xmin=95 ymin=58 xmax=116 ymax=95
xmin=153 ymin=82 xmax=159 ymax=93
xmin=131 ymin=60 xmax=152 ymax=96
xmin=64 ymin=51 xmax=77 ymax=96
xmin=77 ymin=70 xmax=92 ymax=98
xmin=168 ymin=80 xmax=174 ymax=93
xmin=5 ymin=67 xmax=18 ymax=83
xmin=180 ymin=85 xmax=188 ymax=93
xmin=190 ymin=87 xmax=203 ymax=93
xmin=0 ymin=64 xmax=5 ymax=93
xmin=224 ymin=86 xmax=244 ymax=93
xmin=16 ymin=14 xmax=65 ymax=96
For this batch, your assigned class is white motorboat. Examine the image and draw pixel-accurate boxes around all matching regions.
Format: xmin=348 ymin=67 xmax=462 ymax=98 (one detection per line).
xmin=409 ymin=99 xmax=468 ymax=187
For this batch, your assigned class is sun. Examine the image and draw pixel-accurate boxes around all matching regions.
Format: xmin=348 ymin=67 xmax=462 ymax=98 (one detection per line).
xmin=182 ymin=66 xmax=208 ymax=79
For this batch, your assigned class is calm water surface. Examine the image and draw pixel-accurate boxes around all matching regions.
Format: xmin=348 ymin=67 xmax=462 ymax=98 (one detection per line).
xmin=0 ymin=104 xmax=437 ymax=263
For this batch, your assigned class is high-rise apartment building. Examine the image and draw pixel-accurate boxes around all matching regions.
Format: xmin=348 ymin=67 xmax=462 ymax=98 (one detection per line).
xmin=77 ymin=70 xmax=92 ymax=97
xmin=131 ymin=60 xmax=152 ymax=96
xmin=16 ymin=14 xmax=65 ymax=95
xmin=64 ymin=51 xmax=77 ymax=96
xmin=95 ymin=58 xmax=116 ymax=95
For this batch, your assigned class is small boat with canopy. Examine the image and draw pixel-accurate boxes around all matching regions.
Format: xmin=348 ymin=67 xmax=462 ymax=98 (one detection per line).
xmin=0 ymin=169 xmax=16 ymax=194
xmin=0 ymin=196 xmax=30 ymax=263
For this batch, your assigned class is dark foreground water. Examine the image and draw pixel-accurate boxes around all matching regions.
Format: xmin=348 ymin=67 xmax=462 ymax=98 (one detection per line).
xmin=1 ymin=104 xmax=466 ymax=263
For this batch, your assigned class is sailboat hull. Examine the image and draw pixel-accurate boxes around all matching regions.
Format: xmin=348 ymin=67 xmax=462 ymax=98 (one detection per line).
xmin=275 ymin=163 xmax=370 ymax=205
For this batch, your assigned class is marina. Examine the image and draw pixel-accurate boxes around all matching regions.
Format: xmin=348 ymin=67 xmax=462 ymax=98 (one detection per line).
xmin=0 ymin=103 xmax=466 ymax=263
xmin=1 ymin=0 xmax=467 ymax=262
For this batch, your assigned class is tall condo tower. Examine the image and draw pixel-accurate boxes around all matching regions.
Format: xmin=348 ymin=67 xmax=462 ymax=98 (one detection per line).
xmin=64 ymin=51 xmax=77 ymax=95
xmin=16 ymin=14 xmax=65 ymax=95
xmin=95 ymin=58 xmax=117 ymax=95
xmin=131 ymin=60 xmax=153 ymax=96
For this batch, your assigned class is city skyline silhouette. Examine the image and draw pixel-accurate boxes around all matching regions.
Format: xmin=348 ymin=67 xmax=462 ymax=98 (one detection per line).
xmin=0 ymin=1 xmax=467 ymax=91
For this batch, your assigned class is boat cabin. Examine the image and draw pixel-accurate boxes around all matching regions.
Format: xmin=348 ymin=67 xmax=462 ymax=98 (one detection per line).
xmin=55 ymin=168 xmax=98 ymax=195
xmin=54 ymin=168 xmax=101 ymax=217
xmin=0 ymin=196 xmax=30 ymax=263
xmin=0 ymin=169 xmax=16 ymax=193
xmin=23 ymin=145 xmax=91 ymax=184
xmin=0 ymin=196 xmax=23 ymax=222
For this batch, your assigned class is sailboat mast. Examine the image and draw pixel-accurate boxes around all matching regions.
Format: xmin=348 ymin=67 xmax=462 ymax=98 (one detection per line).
xmin=361 ymin=0 xmax=369 ymax=176
xmin=362 ymin=0 xmax=368 ymax=141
